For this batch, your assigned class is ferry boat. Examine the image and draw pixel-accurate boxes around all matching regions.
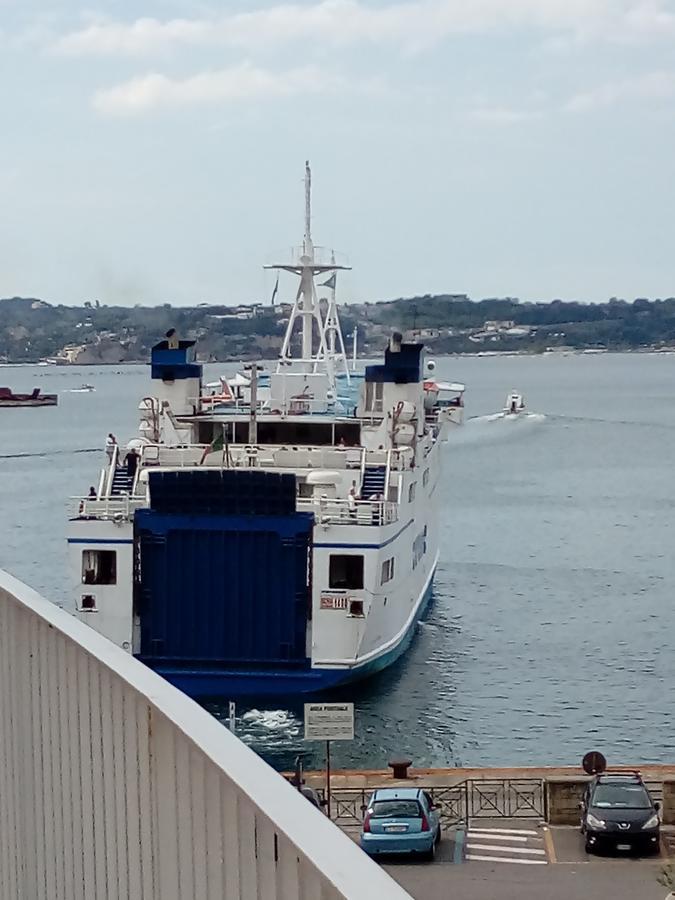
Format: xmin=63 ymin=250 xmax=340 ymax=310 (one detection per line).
xmin=68 ymin=165 xmax=446 ymax=697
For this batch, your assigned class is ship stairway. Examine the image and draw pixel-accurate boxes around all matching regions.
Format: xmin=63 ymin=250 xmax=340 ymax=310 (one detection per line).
xmin=361 ymin=465 xmax=386 ymax=499
xmin=111 ymin=466 xmax=133 ymax=495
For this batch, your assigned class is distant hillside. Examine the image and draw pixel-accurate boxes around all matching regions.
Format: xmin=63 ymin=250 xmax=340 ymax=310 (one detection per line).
xmin=2 ymin=293 xmax=675 ymax=363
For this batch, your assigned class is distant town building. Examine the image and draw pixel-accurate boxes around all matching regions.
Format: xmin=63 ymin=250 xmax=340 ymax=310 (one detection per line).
xmin=483 ymin=320 xmax=516 ymax=333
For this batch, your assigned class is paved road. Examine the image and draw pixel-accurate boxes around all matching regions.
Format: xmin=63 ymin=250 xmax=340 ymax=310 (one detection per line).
xmin=387 ymin=861 xmax=667 ymax=900
xmin=376 ymin=822 xmax=669 ymax=899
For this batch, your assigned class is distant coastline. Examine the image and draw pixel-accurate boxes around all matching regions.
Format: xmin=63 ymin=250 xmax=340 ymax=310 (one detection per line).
xmin=2 ymin=293 xmax=675 ymax=365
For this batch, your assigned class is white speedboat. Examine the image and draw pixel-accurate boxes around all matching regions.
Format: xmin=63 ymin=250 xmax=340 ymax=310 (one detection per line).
xmin=67 ymin=164 xmax=445 ymax=698
xmin=503 ymin=390 xmax=525 ymax=416
xmin=69 ymin=384 xmax=96 ymax=393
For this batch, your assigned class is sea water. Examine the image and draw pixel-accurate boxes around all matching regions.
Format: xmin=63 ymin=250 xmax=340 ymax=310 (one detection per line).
xmin=1 ymin=353 xmax=674 ymax=771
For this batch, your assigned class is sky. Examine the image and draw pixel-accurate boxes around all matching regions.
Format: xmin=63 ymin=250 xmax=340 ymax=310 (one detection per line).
xmin=1 ymin=0 xmax=675 ymax=307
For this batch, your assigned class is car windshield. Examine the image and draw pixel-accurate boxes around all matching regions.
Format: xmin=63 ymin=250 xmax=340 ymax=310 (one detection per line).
xmin=371 ymin=799 xmax=422 ymax=818
xmin=592 ymin=784 xmax=651 ymax=809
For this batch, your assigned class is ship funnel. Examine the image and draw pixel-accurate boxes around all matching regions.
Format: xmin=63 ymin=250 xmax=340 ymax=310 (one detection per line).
xmin=165 ymin=328 xmax=179 ymax=350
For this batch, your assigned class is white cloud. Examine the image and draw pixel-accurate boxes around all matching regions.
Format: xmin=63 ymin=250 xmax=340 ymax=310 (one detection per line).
xmin=566 ymin=70 xmax=675 ymax=111
xmin=621 ymin=0 xmax=675 ymax=38
xmin=469 ymin=105 xmax=541 ymax=124
xmin=52 ymin=0 xmax=658 ymax=57
xmin=93 ymin=62 xmax=354 ymax=115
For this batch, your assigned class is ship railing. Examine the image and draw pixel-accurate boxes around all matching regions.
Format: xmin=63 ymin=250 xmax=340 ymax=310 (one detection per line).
xmin=300 ymin=497 xmax=399 ymax=526
xmin=383 ymin=448 xmax=392 ymax=497
xmin=198 ymin=395 xmax=268 ymax=415
xmin=70 ymin=494 xmax=146 ymax=521
xmin=96 ymin=465 xmax=107 ymax=499
xmin=197 ymin=396 xmax=342 ymax=417
xmin=135 ymin=443 xmax=414 ymax=476
xmin=358 ymin=447 xmax=413 ymax=472
xmin=103 ymin=442 xmax=119 ymax=498
xmin=0 ymin=568 xmax=408 ymax=900
xmin=267 ymin=243 xmax=350 ymax=268
xmin=139 ymin=443 xmax=368 ymax=472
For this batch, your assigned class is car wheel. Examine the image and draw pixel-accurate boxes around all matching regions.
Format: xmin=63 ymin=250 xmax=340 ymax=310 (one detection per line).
xmin=435 ymin=826 xmax=442 ymax=845
xmin=584 ymin=839 xmax=594 ymax=855
xmin=424 ymin=840 xmax=436 ymax=862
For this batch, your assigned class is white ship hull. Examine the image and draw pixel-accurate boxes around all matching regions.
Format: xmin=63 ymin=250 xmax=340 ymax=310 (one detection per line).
xmin=67 ymin=164 xmax=449 ymax=697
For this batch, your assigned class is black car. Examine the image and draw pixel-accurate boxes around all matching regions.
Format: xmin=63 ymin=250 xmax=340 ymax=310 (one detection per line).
xmin=580 ymin=772 xmax=660 ymax=855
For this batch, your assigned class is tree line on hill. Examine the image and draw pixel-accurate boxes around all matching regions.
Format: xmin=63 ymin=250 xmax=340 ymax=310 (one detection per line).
xmin=1 ymin=294 xmax=675 ymax=362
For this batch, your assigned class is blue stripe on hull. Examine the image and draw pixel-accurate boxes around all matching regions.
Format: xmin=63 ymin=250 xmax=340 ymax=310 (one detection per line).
xmin=149 ymin=568 xmax=436 ymax=698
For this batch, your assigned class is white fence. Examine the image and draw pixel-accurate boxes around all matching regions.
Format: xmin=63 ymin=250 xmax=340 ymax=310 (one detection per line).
xmin=0 ymin=569 xmax=411 ymax=900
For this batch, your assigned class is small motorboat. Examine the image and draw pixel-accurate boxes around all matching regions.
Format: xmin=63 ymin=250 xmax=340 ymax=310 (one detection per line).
xmin=503 ymin=390 xmax=525 ymax=416
xmin=69 ymin=384 xmax=96 ymax=393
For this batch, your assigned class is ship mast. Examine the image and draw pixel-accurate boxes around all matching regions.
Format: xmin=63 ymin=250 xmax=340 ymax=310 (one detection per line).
xmin=303 ymin=160 xmax=313 ymax=260
xmin=300 ymin=160 xmax=316 ymax=362
xmin=322 ymin=252 xmax=350 ymax=384
xmin=265 ymin=161 xmax=350 ymax=378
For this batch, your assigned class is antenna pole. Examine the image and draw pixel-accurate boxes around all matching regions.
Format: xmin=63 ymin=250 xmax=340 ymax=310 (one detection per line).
xmin=303 ymin=160 xmax=313 ymax=260
xmin=299 ymin=160 xmax=315 ymax=361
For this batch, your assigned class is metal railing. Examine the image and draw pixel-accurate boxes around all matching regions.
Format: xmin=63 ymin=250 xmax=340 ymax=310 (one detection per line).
xmin=326 ymin=780 xmax=547 ymax=829
xmin=104 ymin=443 xmax=119 ymax=498
xmin=299 ymin=497 xmax=399 ymax=526
xmin=383 ymin=448 xmax=392 ymax=498
xmin=140 ymin=443 xmax=367 ymax=472
xmin=140 ymin=442 xmax=415 ymax=473
xmin=0 ymin=569 xmax=410 ymax=900
xmin=70 ymin=495 xmax=146 ymax=521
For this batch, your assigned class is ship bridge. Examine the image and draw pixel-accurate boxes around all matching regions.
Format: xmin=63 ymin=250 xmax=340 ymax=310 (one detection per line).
xmin=0 ymin=567 xmax=410 ymax=900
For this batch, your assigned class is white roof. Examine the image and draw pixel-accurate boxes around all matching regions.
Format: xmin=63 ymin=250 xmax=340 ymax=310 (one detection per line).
xmin=305 ymin=470 xmax=342 ymax=484
xmin=205 ymin=372 xmax=250 ymax=390
xmin=228 ymin=372 xmax=250 ymax=387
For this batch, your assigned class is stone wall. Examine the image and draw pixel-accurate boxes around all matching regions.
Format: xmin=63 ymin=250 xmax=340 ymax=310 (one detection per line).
xmin=546 ymin=777 xmax=588 ymax=825
xmin=662 ymin=780 xmax=675 ymax=825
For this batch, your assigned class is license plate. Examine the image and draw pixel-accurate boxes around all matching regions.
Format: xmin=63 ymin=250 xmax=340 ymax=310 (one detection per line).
xmin=385 ymin=825 xmax=407 ymax=833
xmin=616 ymin=844 xmax=631 ymax=851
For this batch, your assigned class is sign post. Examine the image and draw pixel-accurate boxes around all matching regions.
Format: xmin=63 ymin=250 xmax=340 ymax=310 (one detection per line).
xmin=304 ymin=703 xmax=354 ymax=820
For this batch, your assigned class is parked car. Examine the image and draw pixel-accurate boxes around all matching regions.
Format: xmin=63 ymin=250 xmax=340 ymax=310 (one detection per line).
xmin=360 ymin=788 xmax=441 ymax=860
xmin=580 ymin=771 xmax=660 ymax=855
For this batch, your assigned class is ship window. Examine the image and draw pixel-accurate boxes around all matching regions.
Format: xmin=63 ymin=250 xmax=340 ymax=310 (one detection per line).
xmin=79 ymin=594 xmax=97 ymax=611
xmin=82 ymin=549 xmax=116 ymax=585
xmin=365 ymin=382 xmax=384 ymax=413
xmin=329 ymin=555 xmax=364 ymax=590
xmin=349 ymin=600 xmax=364 ymax=617
xmin=380 ymin=558 xmax=395 ymax=585
xmin=412 ymin=529 xmax=427 ymax=570
xmin=423 ymin=469 xmax=429 ymax=487
xmin=408 ymin=482 xmax=416 ymax=503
